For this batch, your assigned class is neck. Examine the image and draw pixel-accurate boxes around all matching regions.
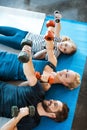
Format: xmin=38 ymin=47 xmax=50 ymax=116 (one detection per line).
xmin=37 ymin=102 xmax=47 ymax=116
xmin=51 ymin=72 xmax=61 ymax=84
xmin=37 ymin=102 xmax=53 ymax=118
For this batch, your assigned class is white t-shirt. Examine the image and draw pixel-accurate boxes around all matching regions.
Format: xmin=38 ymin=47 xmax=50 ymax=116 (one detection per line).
xmin=25 ymin=32 xmax=61 ymax=59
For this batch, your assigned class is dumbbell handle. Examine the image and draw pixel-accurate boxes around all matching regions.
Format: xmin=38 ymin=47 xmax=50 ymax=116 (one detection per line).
xmin=11 ymin=106 xmax=35 ymax=117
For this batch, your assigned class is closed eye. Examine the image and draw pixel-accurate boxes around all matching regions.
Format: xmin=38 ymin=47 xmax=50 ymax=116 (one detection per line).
xmin=66 ymin=74 xmax=68 ymax=78
xmin=66 ymin=69 xmax=68 ymax=72
xmin=66 ymin=72 xmax=69 ymax=78
xmin=54 ymin=103 xmax=58 ymax=107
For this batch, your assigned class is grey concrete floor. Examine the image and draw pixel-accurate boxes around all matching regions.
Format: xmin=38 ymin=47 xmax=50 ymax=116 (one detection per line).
xmin=0 ymin=0 xmax=87 ymax=130
xmin=0 ymin=0 xmax=87 ymax=22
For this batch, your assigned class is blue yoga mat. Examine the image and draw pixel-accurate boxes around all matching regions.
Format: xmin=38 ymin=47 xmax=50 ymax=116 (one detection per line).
xmin=34 ymin=16 xmax=87 ymax=130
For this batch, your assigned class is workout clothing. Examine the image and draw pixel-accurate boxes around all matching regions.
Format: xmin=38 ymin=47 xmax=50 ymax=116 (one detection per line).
xmin=0 ymin=80 xmax=45 ymax=130
xmin=0 ymin=26 xmax=61 ymax=59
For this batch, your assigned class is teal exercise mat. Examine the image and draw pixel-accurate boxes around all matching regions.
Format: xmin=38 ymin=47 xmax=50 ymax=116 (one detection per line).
xmin=34 ymin=16 xmax=87 ymax=130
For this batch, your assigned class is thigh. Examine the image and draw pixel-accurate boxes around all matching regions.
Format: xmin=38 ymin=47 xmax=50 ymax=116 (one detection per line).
xmin=0 ymin=26 xmax=28 ymax=49
xmin=0 ymin=26 xmax=25 ymax=36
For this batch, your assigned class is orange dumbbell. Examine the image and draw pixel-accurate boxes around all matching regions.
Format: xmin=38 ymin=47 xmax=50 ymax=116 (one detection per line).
xmin=35 ymin=71 xmax=41 ymax=79
xmin=44 ymin=31 xmax=54 ymax=41
xmin=46 ymin=20 xmax=55 ymax=28
xmin=48 ymin=75 xmax=54 ymax=84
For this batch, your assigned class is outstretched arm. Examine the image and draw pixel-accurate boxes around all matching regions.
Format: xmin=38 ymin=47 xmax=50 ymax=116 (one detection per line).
xmin=39 ymin=31 xmax=57 ymax=90
xmin=22 ymin=45 xmax=37 ymax=86
xmin=54 ymin=10 xmax=62 ymax=38
xmin=33 ymin=49 xmax=47 ymax=59
xmin=43 ymin=31 xmax=57 ymax=72
xmin=1 ymin=107 xmax=29 ymax=130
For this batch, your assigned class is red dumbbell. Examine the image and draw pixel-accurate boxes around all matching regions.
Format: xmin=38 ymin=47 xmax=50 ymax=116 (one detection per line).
xmin=44 ymin=31 xmax=54 ymax=41
xmin=48 ymin=75 xmax=54 ymax=84
xmin=46 ymin=20 xmax=55 ymax=28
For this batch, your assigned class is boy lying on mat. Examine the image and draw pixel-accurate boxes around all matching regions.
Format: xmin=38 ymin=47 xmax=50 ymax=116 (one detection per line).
xmin=0 ymin=10 xmax=76 ymax=60
xmin=0 ymin=29 xmax=80 ymax=130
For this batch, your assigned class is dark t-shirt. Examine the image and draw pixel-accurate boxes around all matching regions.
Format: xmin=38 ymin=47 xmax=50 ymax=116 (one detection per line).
xmin=0 ymin=51 xmax=56 ymax=81
xmin=0 ymin=80 xmax=45 ymax=130
xmin=0 ymin=51 xmax=56 ymax=129
xmin=0 ymin=51 xmax=21 ymax=81
xmin=0 ymin=51 xmax=47 ymax=80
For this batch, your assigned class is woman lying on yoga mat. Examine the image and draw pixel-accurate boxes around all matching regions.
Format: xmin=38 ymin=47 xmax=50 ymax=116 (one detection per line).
xmin=0 ymin=32 xmax=70 ymax=130
xmin=0 ymin=10 xmax=77 ymax=60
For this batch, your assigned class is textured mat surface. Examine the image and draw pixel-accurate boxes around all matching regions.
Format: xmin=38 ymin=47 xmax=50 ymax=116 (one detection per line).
xmin=33 ymin=16 xmax=87 ymax=130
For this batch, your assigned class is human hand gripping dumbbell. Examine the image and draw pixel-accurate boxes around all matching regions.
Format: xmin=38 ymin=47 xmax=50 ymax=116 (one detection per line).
xmin=18 ymin=39 xmax=33 ymax=63
xmin=54 ymin=10 xmax=62 ymax=40
xmin=34 ymin=31 xmax=55 ymax=84
xmin=44 ymin=30 xmax=54 ymax=50
xmin=54 ymin=10 xmax=62 ymax=22
xmin=35 ymin=71 xmax=54 ymax=84
xmin=11 ymin=105 xmax=35 ymax=117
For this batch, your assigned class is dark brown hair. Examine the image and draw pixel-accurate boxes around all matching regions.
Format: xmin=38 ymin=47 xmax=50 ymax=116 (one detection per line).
xmin=54 ymin=103 xmax=69 ymax=122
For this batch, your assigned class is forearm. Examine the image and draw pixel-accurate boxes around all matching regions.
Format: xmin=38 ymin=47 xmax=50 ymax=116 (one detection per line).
xmin=1 ymin=106 xmax=30 ymax=130
xmin=33 ymin=49 xmax=47 ymax=59
xmin=55 ymin=21 xmax=61 ymax=38
xmin=0 ymin=117 xmax=20 ymax=130
xmin=18 ymin=81 xmax=29 ymax=86
xmin=47 ymin=49 xmax=57 ymax=67
xmin=23 ymin=57 xmax=37 ymax=86
xmin=54 ymin=10 xmax=62 ymax=38
xmin=46 ymin=40 xmax=57 ymax=67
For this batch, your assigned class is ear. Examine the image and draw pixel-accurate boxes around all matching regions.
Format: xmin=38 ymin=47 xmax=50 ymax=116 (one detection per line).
xmin=47 ymin=113 xmax=56 ymax=119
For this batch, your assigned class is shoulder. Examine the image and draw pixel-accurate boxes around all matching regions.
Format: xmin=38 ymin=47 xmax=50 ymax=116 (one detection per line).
xmin=45 ymin=61 xmax=56 ymax=72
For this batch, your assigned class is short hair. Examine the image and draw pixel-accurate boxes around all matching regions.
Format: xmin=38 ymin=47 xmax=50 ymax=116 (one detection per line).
xmin=67 ymin=72 xmax=81 ymax=90
xmin=54 ymin=103 xmax=69 ymax=122
xmin=61 ymin=36 xmax=77 ymax=54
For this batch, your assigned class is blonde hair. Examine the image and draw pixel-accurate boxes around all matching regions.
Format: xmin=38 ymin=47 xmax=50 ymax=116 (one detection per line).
xmin=61 ymin=36 xmax=77 ymax=54
xmin=67 ymin=73 xmax=81 ymax=90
